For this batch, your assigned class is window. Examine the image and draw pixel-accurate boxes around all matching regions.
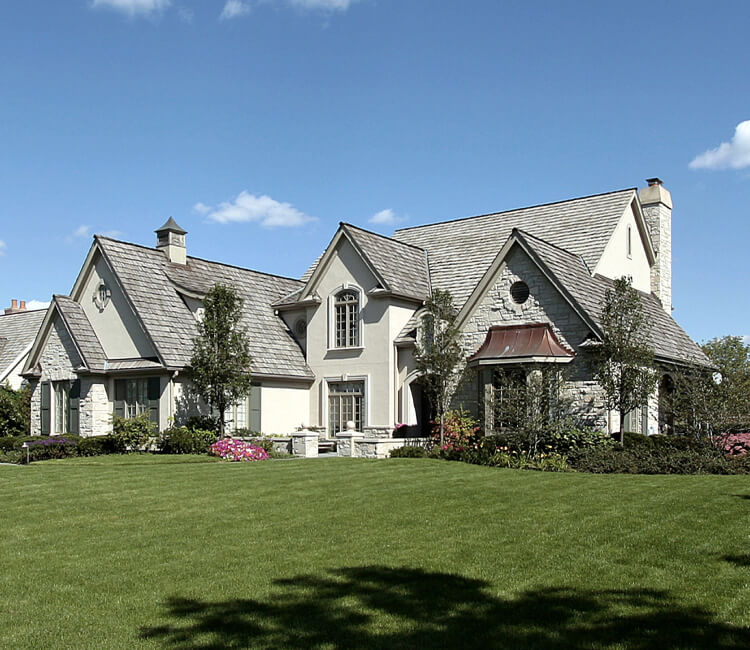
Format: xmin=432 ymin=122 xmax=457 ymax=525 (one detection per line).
xmin=626 ymin=225 xmax=632 ymax=258
xmin=40 ymin=380 xmax=80 ymax=435
xmin=509 ymin=281 xmax=530 ymax=305
xmin=224 ymin=385 xmax=261 ymax=433
xmin=328 ymin=381 xmax=364 ymax=435
xmin=114 ymin=377 xmax=160 ymax=425
xmin=334 ymin=290 xmax=360 ymax=347
xmin=492 ymin=368 xmax=527 ymax=430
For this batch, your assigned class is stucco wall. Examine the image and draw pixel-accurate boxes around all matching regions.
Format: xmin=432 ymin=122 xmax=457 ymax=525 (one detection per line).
xmin=261 ymin=381 xmax=310 ymax=434
xmin=594 ymin=202 xmax=652 ymax=293
xmin=77 ymin=253 xmax=156 ymax=359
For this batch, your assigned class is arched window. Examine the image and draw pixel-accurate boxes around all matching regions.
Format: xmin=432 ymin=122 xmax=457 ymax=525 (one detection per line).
xmin=334 ymin=290 xmax=360 ymax=347
xmin=626 ymin=225 xmax=632 ymax=258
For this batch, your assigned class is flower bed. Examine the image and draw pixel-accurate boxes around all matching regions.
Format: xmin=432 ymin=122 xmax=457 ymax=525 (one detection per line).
xmin=209 ymin=438 xmax=269 ymax=462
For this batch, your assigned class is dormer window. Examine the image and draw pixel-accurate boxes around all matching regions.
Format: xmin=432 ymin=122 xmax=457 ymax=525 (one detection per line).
xmin=334 ymin=289 xmax=360 ymax=347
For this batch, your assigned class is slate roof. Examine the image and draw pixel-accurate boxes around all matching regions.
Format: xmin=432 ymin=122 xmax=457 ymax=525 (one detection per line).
xmin=0 ymin=309 xmax=45 ymax=380
xmin=516 ymin=230 xmax=711 ymax=366
xmin=53 ymin=295 xmax=107 ymax=371
xmin=340 ymin=224 xmax=430 ymax=301
xmin=393 ymin=189 xmax=636 ymax=308
xmin=95 ymin=237 xmax=313 ymax=379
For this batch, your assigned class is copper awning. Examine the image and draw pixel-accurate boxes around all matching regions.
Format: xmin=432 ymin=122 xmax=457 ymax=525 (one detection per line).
xmin=468 ymin=323 xmax=574 ymax=365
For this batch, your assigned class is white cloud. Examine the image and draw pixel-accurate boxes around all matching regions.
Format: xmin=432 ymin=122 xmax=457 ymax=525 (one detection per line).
xmin=204 ymin=191 xmax=316 ymax=228
xmin=0 ymin=240 xmax=6 ymax=256
xmin=98 ymin=229 xmax=124 ymax=239
xmin=368 ymin=208 xmax=404 ymax=226
xmin=690 ymin=120 xmax=750 ymax=170
xmin=25 ymin=300 xmax=50 ymax=311
xmin=91 ymin=0 xmax=171 ymax=16
xmin=66 ymin=225 xmax=91 ymax=243
xmin=177 ymin=6 xmax=194 ymax=22
xmin=289 ymin=0 xmax=356 ymax=9
xmin=193 ymin=202 xmax=212 ymax=215
xmin=220 ymin=0 xmax=251 ymax=19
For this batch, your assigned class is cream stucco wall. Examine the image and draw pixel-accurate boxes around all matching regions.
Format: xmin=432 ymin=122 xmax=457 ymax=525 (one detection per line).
xmin=594 ymin=202 xmax=651 ymax=292
xmin=303 ymin=237 xmax=418 ymax=434
xmin=3 ymin=352 xmax=30 ymax=390
xmin=260 ymin=381 xmax=310 ymax=434
xmin=77 ymin=253 xmax=156 ymax=359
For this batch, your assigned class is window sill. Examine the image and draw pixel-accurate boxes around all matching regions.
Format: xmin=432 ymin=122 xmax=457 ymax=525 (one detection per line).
xmin=327 ymin=345 xmax=365 ymax=352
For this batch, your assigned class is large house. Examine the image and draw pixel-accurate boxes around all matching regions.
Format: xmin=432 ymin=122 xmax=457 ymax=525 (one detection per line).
xmin=23 ymin=179 xmax=710 ymax=439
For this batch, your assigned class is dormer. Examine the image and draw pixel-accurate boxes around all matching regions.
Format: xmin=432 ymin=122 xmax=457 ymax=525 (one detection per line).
xmin=155 ymin=217 xmax=187 ymax=265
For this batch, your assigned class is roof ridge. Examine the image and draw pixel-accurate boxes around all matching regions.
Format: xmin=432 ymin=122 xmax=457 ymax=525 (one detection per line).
xmin=95 ymin=235 xmax=304 ymax=286
xmin=394 ymin=187 xmax=637 ymax=233
xmin=340 ymin=222 xmax=426 ymax=253
xmin=0 ymin=308 xmax=47 ymax=317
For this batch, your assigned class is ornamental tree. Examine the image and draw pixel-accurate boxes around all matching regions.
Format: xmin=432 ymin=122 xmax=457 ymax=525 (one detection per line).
xmin=190 ymin=284 xmax=253 ymax=437
xmin=588 ymin=276 xmax=657 ymax=445
xmin=414 ymin=289 xmax=466 ymax=446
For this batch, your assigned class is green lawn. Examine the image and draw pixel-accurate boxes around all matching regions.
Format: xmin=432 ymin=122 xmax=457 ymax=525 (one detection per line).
xmin=1 ymin=456 xmax=749 ymax=649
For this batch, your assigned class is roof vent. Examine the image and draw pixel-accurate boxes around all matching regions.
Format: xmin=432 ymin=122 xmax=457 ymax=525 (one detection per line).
xmin=155 ymin=217 xmax=187 ymax=265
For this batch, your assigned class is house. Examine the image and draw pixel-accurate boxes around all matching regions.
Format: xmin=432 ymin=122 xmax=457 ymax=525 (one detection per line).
xmin=0 ymin=301 xmax=45 ymax=390
xmin=22 ymin=179 xmax=711 ymax=440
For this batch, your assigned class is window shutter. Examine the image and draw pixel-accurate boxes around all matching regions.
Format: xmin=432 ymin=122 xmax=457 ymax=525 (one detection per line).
xmin=69 ymin=379 xmax=81 ymax=435
xmin=147 ymin=377 xmax=161 ymax=427
xmin=40 ymin=382 xmax=50 ymax=435
xmin=249 ymin=384 xmax=261 ymax=433
xmin=114 ymin=379 xmax=126 ymax=419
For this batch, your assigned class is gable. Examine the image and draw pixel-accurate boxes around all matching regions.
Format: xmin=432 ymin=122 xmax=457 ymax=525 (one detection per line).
xmin=304 ymin=234 xmax=382 ymax=300
xmin=74 ymin=249 xmax=157 ymax=360
xmin=461 ymin=242 xmax=592 ymax=360
xmin=594 ymin=199 xmax=653 ymax=292
xmin=33 ymin=313 xmax=84 ymax=381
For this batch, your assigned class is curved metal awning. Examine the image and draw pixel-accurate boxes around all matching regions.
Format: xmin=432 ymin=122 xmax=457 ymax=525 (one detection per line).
xmin=468 ymin=323 xmax=574 ymax=365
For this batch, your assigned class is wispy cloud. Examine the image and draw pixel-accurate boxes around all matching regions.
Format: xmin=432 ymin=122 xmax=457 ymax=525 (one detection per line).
xmin=177 ymin=6 xmax=194 ymax=22
xmin=26 ymin=300 xmax=51 ymax=311
xmin=690 ymin=120 xmax=750 ymax=170
xmin=202 ymin=191 xmax=315 ymax=228
xmin=220 ymin=0 xmax=251 ymax=20
xmin=91 ymin=0 xmax=171 ymax=16
xmin=66 ymin=225 xmax=122 ymax=243
xmin=369 ymin=208 xmax=404 ymax=226
xmin=289 ymin=0 xmax=357 ymax=9
xmin=0 ymin=240 xmax=6 ymax=256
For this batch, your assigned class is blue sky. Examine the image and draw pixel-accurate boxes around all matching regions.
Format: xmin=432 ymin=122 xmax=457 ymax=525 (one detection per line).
xmin=1 ymin=0 xmax=748 ymax=343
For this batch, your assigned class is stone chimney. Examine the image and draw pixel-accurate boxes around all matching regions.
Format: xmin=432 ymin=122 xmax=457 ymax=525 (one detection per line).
xmin=155 ymin=217 xmax=187 ymax=265
xmin=4 ymin=299 xmax=28 ymax=315
xmin=639 ymin=178 xmax=672 ymax=313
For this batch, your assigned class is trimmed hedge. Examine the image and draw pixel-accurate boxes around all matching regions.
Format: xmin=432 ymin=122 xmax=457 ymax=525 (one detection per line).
xmin=389 ymin=445 xmax=428 ymax=459
xmin=159 ymin=427 xmax=217 ymax=454
xmin=0 ymin=434 xmax=118 ymax=463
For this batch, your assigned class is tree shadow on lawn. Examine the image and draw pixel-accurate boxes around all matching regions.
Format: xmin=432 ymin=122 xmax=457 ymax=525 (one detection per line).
xmin=723 ymin=554 xmax=750 ymax=567
xmin=140 ymin=566 xmax=750 ymax=649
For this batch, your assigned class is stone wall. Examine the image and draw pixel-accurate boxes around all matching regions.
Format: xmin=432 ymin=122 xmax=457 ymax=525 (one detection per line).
xmin=79 ymin=379 xmax=112 ymax=437
xmin=455 ymin=244 xmax=607 ymax=432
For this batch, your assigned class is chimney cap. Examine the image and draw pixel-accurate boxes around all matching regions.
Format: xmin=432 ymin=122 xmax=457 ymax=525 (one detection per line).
xmin=155 ymin=216 xmax=187 ymax=235
xmin=646 ymin=177 xmax=663 ymax=187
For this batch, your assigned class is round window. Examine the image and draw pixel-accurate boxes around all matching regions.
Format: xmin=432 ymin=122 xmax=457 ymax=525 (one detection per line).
xmin=294 ymin=318 xmax=307 ymax=337
xmin=510 ymin=281 xmax=530 ymax=305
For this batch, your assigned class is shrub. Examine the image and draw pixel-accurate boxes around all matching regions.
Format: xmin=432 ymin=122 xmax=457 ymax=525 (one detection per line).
xmin=209 ymin=438 xmax=269 ymax=462
xmin=389 ymin=445 xmax=428 ymax=459
xmin=547 ymin=428 xmax=615 ymax=455
xmin=718 ymin=432 xmax=750 ymax=455
xmin=159 ymin=427 xmax=217 ymax=454
xmin=112 ymin=414 xmax=155 ymax=453
xmin=430 ymin=410 xmax=481 ymax=457
xmin=27 ymin=437 xmax=80 ymax=461
xmin=76 ymin=435 xmax=118 ymax=457
xmin=621 ymin=431 xmax=653 ymax=449
xmin=185 ymin=415 xmax=220 ymax=434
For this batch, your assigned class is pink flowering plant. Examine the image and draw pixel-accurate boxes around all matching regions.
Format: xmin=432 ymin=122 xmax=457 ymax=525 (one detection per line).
xmin=430 ymin=409 xmax=481 ymax=458
xmin=209 ymin=438 xmax=269 ymax=462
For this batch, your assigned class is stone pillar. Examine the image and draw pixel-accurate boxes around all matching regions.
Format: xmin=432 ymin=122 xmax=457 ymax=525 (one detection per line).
xmin=336 ymin=421 xmax=360 ymax=457
xmin=292 ymin=430 xmax=319 ymax=457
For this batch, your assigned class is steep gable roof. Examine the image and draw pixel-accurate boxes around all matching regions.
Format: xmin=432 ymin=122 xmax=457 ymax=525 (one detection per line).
xmin=393 ymin=188 xmax=636 ymax=308
xmin=295 ymin=223 xmax=430 ymax=304
xmin=0 ymin=309 xmax=45 ymax=381
xmin=53 ymin=295 xmax=107 ymax=371
xmin=94 ymin=237 xmax=313 ymax=379
xmin=508 ymin=230 xmax=710 ymax=367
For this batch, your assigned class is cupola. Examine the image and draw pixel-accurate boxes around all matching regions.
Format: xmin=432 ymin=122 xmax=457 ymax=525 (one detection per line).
xmin=155 ymin=217 xmax=187 ymax=265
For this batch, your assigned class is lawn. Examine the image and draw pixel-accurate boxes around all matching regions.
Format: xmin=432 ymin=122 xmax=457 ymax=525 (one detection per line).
xmin=1 ymin=456 xmax=749 ymax=649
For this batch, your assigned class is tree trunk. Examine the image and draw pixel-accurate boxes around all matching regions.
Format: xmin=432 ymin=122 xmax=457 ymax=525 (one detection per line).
xmin=619 ymin=410 xmax=625 ymax=446
xmin=440 ymin=410 xmax=445 ymax=447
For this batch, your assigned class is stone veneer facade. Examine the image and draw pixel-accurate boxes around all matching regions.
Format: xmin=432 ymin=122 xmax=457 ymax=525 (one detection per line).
xmin=452 ymin=244 xmax=609 ymax=432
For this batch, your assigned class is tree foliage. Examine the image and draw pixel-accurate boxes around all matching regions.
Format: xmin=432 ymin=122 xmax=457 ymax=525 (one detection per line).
xmin=414 ymin=289 xmax=466 ymax=445
xmin=672 ymin=336 xmax=750 ymax=437
xmin=588 ymin=277 xmax=657 ymax=444
xmin=190 ymin=284 xmax=253 ymax=436
xmin=0 ymin=383 xmax=30 ymax=437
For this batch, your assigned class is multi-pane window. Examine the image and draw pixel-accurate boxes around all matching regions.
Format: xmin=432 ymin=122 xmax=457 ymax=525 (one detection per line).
xmin=328 ymin=381 xmax=364 ymax=435
xmin=114 ymin=378 xmax=160 ymax=425
xmin=334 ymin=290 xmax=360 ymax=347
xmin=223 ymin=385 xmax=262 ymax=433
xmin=54 ymin=381 xmax=70 ymax=434
xmin=40 ymin=380 xmax=80 ymax=435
